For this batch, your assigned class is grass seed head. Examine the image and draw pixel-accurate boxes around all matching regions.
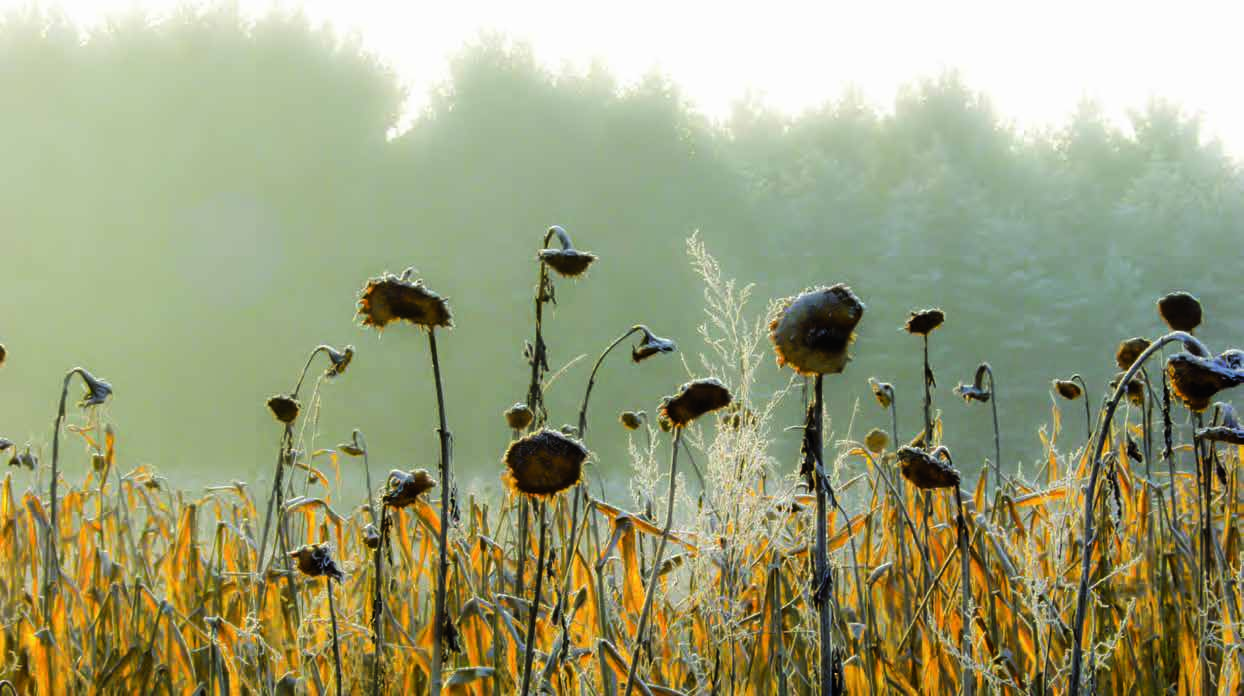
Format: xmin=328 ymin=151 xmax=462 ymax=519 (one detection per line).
xmin=502 ymin=429 xmax=588 ymax=498
xmin=357 ymin=268 xmax=452 ymax=331
xmin=770 ymin=285 xmax=865 ymax=376
xmin=1157 ymin=291 xmax=1203 ymax=333
xmin=660 ymin=378 xmax=733 ymax=427
xmin=266 ymin=394 xmax=300 ymax=424
xmin=382 ymin=469 xmax=436 ymax=508
xmin=896 ymin=446 xmax=960 ymax=490
xmin=904 ymin=308 xmax=945 ymax=336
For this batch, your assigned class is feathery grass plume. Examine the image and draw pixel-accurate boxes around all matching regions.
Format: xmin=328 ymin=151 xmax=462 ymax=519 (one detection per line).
xmin=381 ymin=469 xmax=436 ymax=508
xmin=896 ymin=446 xmax=960 ymax=490
xmin=505 ymin=403 xmax=534 ymax=431
xmin=904 ymin=308 xmax=945 ymax=336
xmin=768 ymin=285 xmax=865 ymax=376
xmin=1053 ymin=379 xmax=1083 ymax=400
xmin=659 ymin=378 xmax=733 ymax=427
xmin=625 ymin=378 xmax=732 ymax=696
xmin=1116 ymin=337 xmax=1151 ymax=371
xmin=538 ymin=225 xmax=597 ymax=278
xmin=1166 ymin=350 xmax=1244 ymax=412
xmin=1157 ymin=291 xmax=1203 ymax=333
xmin=619 ymin=411 xmax=645 ymax=430
xmin=357 ymin=266 xmax=456 ymax=693
xmin=502 ymin=429 xmax=587 ymax=499
xmin=266 ymin=394 xmax=300 ymax=424
xmin=356 ymin=267 xmax=452 ymax=330
xmin=289 ymin=544 xmax=345 ymax=696
xmin=865 ymin=428 xmax=889 ymax=454
xmin=869 ymin=378 xmax=893 ymax=408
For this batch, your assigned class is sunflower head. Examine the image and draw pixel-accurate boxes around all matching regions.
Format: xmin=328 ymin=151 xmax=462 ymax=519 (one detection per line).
xmin=1167 ymin=351 xmax=1244 ymax=413
xmin=325 ymin=345 xmax=354 ymax=378
xmin=266 ymin=394 xmax=300 ymax=424
xmin=868 ymin=378 xmax=894 ymax=409
xmin=539 ymin=226 xmax=597 ymax=278
xmin=660 ymin=378 xmax=733 ymax=428
xmin=769 ymin=285 xmax=865 ymax=376
xmin=504 ymin=403 xmax=535 ymax=431
xmin=619 ymin=411 xmax=645 ymax=431
xmin=954 ymin=364 xmax=992 ymax=404
xmin=357 ymin=268 xmax=453 ymax=331
xmin=502 ymin=429 xmax=588 ymax=498
xmin=865 ymin=428 xmax=889 ymax=455
xmin=904 ymin=308 xmax=945 ymax=337
xmin=1053 ymin=379 xmax=1083 ymax=401
xmin=1109 ymin=374 xmax=1146 ymax=407
xmin=1115 ymin=337 xmax=1151 ymax=371
xmin=1158 ymin=291 xmax=1203 ymax=333
xmin=382 ymin=469 xmax=436 ymax=509
xmin=1196 ymin=404 xmax=1244 ymax=445
xmin=0 ymin=344 xmax=6 ymax=367
xmin=631 ymin=327 xmax=677 ymax=363
xmin=362 ymin=524 xmax=381 ymax=550
xmin=0 ymin=438 xmax=12 ymax=453
xmin=287 ymin=542 xmax=344 ymax=581
xmin=896 ymin=446 xmax=960 ymax=490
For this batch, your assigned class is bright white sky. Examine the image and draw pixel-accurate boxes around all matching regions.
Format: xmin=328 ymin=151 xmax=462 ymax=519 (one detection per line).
xmin=10 ymin=0 xmax=1244 ymax=155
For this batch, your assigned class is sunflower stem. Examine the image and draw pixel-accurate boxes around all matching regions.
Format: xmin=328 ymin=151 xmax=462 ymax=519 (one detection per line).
xmin=808 ymin=375 xmax=839 ymax=696
xmin=328 ymin=576 xmax=343 ymax=696
xmin=520 ymin=501 xmax=548 ymax=696
xmin=370 ymin=504 xmax=388 ymax=696
xmin=577 ymin=325 xmax=649 ymax=440
xmin=623 ymin=426 xmax=682 ymax=696
xmin=429 ymin=328 xmax=454 ymax=696
xmin=954 ymin=486 xmax=974 ymax=696
xmin=1067 ymin=330 xmax=1209 ymax=696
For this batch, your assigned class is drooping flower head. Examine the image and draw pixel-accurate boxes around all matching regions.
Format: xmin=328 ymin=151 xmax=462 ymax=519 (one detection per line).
xmin=1053 ymin=379 xmax=1083 ymax=401
xmin=631 ymin=327 xmax=676 ymax=363
xmin=538 ymin=225 xmax=597 ymax=278
xmin=288 ymin=542 xmax=344 ymax=581
xmin=1167 ymin=350 xmax=1244 ymax=412
xmin=659 ymin=378 xmax=733 ymax=428
xmin=904 ymin=308 xmax=945 ymax=337
xmin=865 ymin=428 xmax=889 ymax=455
xmin=1196 ymin=403 xmax=1244 ymax=445
xmin=266 ymin=394 xmax=301 ymax=424
xmin=504 ymin=403 xmax=535 ymax=431
xmin=619 ymin=411 xmax=645 ymax=430
xmin=76 ymin=369 xmax=113 ymax=408
xmin=770 ymin=285 xmax=866 ymax=376
xmin=324 ymin=345 xmax=354 ymax=378
xmin=1115 ymin=337 xmax=1151 ymax=371
xmin=868 ymin=378 xmax=894 ymax=409
xmin=1109 ymin=374 xmax=1146 ymax=407
xmin=502 ymin=429 xmax=588 ymax=498
xmin=382 ymin=469 xmax=436 ymax=508
xmin=357 ymin=268 xmax=453 ymax=331
xmin=1157 ymin=291 xmax=1203 ymax=333
xmin=896 ymin=446 xmax=960 ymax=490
xmin=953 ymin=364 xmax=992 ymax=403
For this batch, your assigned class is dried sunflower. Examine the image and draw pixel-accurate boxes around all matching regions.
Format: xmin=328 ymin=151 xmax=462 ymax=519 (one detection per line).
xmin=631 ymin=329 xmax=676 ymax=363
xmin=1115 ymin=337 xmax=1151 ymax=371
xmin=357 ymin=268 xmax=452 ymax=331
xmin=1109 ymin=374 xmax=1146 ymax=407
xmin=896 ymin=446 xmax=960 ymax=490
xmin=382 ymin=469 xmax=436 ymax=508
xmin=325 ymin=345 xmax=354 ymax=378
xmin=1053 ymin=379 xmax=1083 ymax=401
xmin=770 ymin=285 xmax=865 ymax=376
xmin=869 ymin=378 xmax=894 ymax=409
xmin=502 ymin=429 xmax=588 ymax=498
xmin=288 ymin=543 xmax=344 ymax=581
xmin=660 ymin=378 xmax=733 ymax=428
xmin=1157 ymin=291 xmax=1202 ymax=333
xmin=504 ymin=403 xmax=534 ymax=431
xmin=1196 ymin=404 xmax=1244 ymax=445
xmin=619 ymin=411 xmax=645 ymax=431
xmin=76 ymin=369 xmax=113 ymax=407
xmin=954 ymin=365 xmax=991 ymax=403
xmin=266 ymin=394 xmax=301 ymax=424
xmin=904 ymin=308 xmax=945 ymax=336
xmin=0 ymin=343 xmax=6 ymax=367
xmin=1167 ymin=351 xmax=1244 ymax=412
xmin=865 ymin=428 xmax=889 ymax=455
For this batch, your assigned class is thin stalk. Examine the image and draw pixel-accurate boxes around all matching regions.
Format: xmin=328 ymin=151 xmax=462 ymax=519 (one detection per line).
xmin=520 ymin=501 xmax=548 ymax=696
xmin=576 ymin=325 xmax=650 ymax=440
xmin=954 ymin=486 xmax=973 ymax=696
xmin=429 ymin=328 xmax=454 ymax=695
xmin=623 ymin=426 xmax=683 ymax=696
xmin=1067 ymin=331 xmax=1209 ymax=696
xmin=922 ymin=336 xmax=933 ymax=447
xmin=1194 ymin=414 xmax=1212 ymax=695
xmin=370 ymin=504 xmax=388 ymax=696
xmin=1071 ymin=374 xmax=1093 ymax=441
xmin=808 ymin=375 xmax=838 ymax=696
xmin=986 ymin=367 xmax=1001 ymax=495
xmin=356 ymin=430 xmax=376 ymax=524
xmin=44 ymin=370 xmax=77 ymax=623
xmin=328 ymin=577 xmax=343 ymax=696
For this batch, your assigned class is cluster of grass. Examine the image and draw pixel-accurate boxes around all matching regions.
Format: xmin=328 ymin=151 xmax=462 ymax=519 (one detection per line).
xmin=0 ymin=231 xmax=1241 ymax=695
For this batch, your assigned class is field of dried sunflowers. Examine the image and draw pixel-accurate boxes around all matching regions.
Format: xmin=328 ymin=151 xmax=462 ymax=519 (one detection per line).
xmin=0 ymin=229 xmax=1242 ymax=695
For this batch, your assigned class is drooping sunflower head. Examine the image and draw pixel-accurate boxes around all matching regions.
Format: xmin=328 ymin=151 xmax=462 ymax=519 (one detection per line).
xmin=868 ymin=378 xmax=894 ymax=409
xmin=357 ymin=268 xmax=452 ymax=331
xmin=76 ymin=368 xmax=113 ymax=408
xmin=502 ymin=429 xmax=588 ymax=498
xmin=769 ymin=285 xmax=865 ymax=376
xmin=539 ymin=226 xmax=597 ymax=278
xmin=659 ymin=378 xmax=733 ymax=428
xmin=631 ymin=327 xmax=677 ymax=363
xmin=896 ymin=446 xmax=960 ymax=490
xmin=266 ymin=394 xmax=300 ymax=424
xmin=1167 ymin=351 xmax=1244 ymax=413
xmin=504 ymin=403 xmax=535 ymax=431
xmin=1053 ymin=379 xmax=1083 ymax=401
xmin=1157 ymin=291 xmax=1202 ymax=333
xmin=288 ymin=542 xmax=344 ymax=581
xmin=865 ymin=428 xmax=889 ymax=455
xmin=904 ymin=308 xmax=945 ymax=337
xmin=382 ymin=469 xmax=436 ymax=509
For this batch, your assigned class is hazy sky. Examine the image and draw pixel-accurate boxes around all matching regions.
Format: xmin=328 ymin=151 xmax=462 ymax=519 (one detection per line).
xmin=10 ymin=0 xmax=1244 ymax=154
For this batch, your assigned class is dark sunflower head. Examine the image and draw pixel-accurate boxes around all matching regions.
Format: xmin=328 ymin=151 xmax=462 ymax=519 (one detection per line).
xmin=1157 ymin=291 xmax=1202 ymax=333
xmin=631 ymin=327 xmax=677 ymax=363
xmin=660 ymin=378 xmax=733 ymax=428
xmin=868 ymin=378 xmax=894 ymax=409
xmin=1115 ymin=337 xmax=1151 ymax=371
xmin=382 ymin=469 xmax=436 ymax=509
xmin=865 ymin=428 xmax=889 ymax=455
xmin=1052 ymin=379 xmax=1083 ymax=401
xmin=896 ymin=446 xmax=960 ymax=490
xmin=1167 ymin=351 xmax=1244 ymax=413
xmin=1109 ymin=374 xmax=1146 ymax=407
xmin=769 ymin=285 xmax=866 ymax=376
xmin=325 ymin=345 xmax=354 ymax=378
xmin=362 ymin=523 xmax=381 ymax=550
xmin=1196 ymin=404 xmax=1244 ymax=445
xmin=502 ymin=429 xmax=588 ymax=498
xmin=504 ymin=403 xmax=535 ymax=431
xmin=539 ymin=226 xmax=597 ymax=278
xmin=0 ymin=438 xmax=12 ymax=454
xmin=357 ymin=268 xmax=453 ymax=331
xmin=287 ymin=542 xmax=344 ymax=581
xmin=76 ymin=369 xmax=113 ymax=408
xmin=953 ymin=364 xmax=992 ymax=404
xmin=904 ymin=308 xmax=945 ymax=337
xmin=266 ymin=394 xmax=300 ymax=424
xmin=619 ymin=411 xmax=645 ymax=431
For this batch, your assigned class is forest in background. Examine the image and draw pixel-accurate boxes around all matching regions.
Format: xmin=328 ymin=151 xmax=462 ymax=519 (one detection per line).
xmin=1 ymin=5 xmax=1242 ymax=495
